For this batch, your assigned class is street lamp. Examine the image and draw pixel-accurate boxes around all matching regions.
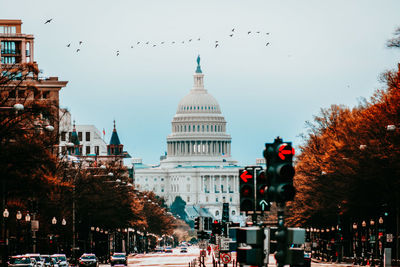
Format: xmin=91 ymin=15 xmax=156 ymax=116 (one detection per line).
xmin=16 ymin=211 xmax=22 ymax=255
xmin=25 ymin=213 xmax=30 ymax=222
xmin=52 ymin=217 xmax=57 ymax=225
xmin=2 ymin=208 xmax=9 ymax=267
xmin=61 ymin=218 xmax=66 ymax=226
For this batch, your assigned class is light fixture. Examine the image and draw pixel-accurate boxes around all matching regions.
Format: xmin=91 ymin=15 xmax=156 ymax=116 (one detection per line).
xmin=62 ymin=218 xmax=67 ymax=225
xmin=25 ymin=213 xmax=31 ymax=222
xmin=3 ymin=208 xmax=9 ymax=218
xmin=13 ymin=103 xmax=24 ymax=111
xmin=16 ymin=211 xmax=22 ymax=220
xmin=52 ymin=217 xmax=57 ymax=225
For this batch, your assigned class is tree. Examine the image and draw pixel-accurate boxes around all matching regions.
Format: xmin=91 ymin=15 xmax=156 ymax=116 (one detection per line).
xmin=170 ymin=196 xmax=189 ymax=222
xmin=387 ymin=26 xmax=400 ymax=48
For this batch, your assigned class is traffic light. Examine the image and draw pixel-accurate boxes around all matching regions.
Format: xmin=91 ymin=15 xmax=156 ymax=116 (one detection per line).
xmin=222 ymin=203 xmax=229 ymax=223
xmin=239 ymin=169 xmax=255 ymax=212
xmin=256 ymin=169 xmax=270 ymax=211
xmin=194 ymin=217 xmax=201 ymax=230
xmin=236 ymin=227 xmax=266 ymax=266
xmin=264 ymin=138 xmax=296 ymax=203
xmin=212 ymin=220 xmax=221 ymax=235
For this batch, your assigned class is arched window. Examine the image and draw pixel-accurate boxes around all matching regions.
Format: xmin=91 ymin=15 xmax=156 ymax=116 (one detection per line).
xmin=188 ymin=125 xmax=190 ymax=132
xmin=197 ymin=125 xmax=200 ymax=132
xmin=211 ymin=125 xmax=213 ymax=132
xmin=215 ymin=210 xmax=219 ymax=216
xmin=202 ymin=125 xmax=204 ymax=132
xmin=232 ymin=210 xmax=236 ymax=215
xmin=207 ymin=125 xmax=209 ymax=132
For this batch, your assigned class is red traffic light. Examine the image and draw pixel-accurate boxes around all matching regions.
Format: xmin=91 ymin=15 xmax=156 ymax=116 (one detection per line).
xmin=213 ymin=220 xmax=219 ymax=224
xmin=278 ymin=144 xmax=295 ymax=160
xmin=240 ymin=185 xmax=253 ymax=197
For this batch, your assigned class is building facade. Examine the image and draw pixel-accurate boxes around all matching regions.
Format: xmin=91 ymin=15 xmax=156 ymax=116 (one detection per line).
xmin=134 ymin=56 xmax=242 ymax=221
xmin=0 ymin=19 xmax=68 ymax=132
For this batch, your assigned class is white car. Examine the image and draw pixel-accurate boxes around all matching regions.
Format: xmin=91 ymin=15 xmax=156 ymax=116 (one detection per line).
xmin=24 ymin=254 xmax=44 ymax=267
xmin=50 ymin=254 xmax=69 ymax=267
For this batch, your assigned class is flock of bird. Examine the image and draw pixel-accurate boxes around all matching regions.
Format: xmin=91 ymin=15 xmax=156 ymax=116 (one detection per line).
xmin=44 ymin=19 xmax=272 ymax=56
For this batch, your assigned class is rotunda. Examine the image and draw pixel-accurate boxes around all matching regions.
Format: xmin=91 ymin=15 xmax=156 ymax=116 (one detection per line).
xmin=162 ymin=56 xmax=236 ymax=166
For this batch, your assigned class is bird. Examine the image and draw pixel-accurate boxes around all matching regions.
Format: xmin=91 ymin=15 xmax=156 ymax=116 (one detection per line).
xmin=189 ymin=39 xmax=192 ymax=42
xmin=76 ymin=49 xmax=80 ymax=52
xmin=137 ymin=42 xmax=140 ymax=44
xmin=161 ymin=42 xmax=164 ymax=44
xmin=116 ymin=52 xmax=120 ymax=56
xmin=229 ymin=34 xmax=233 ymax=37
xmin=182 ymin=41 xmax=185 ymax=44
xmin=266 ymin=32 xmax=270 ymax=35
xmin=146 ymin=41 xmax=149 ymax=44
xmin=197 ymin=38 xmax=201 ymax=41
xmin=215 ymin=40 xmax=218 ymax=43
xmin=66 ymin=44 xmax=71 ymax=47
xmin=232 ymin=28 xmax=235 ymax=32
xmin=248 ymin=31 xmax=251 ymax=34
xmin=215 ymin=44 xmax=219 ymax=48
xmin=44 ymin=19 xmax=53 ymax=24
xmin=172 ymin=41 xmax=175 ymax=44
xmin=153 ymin=44 xmax=156 ymax=47
xmin=79 ymin=41 xmax=83 ymax=45
xmin=131 ymin=46 xmax=133 ymax=48
xmin=256 ymin=31 xmax=260 ymax=33
xmin=266 ymin=42 xmax=270 ymax=46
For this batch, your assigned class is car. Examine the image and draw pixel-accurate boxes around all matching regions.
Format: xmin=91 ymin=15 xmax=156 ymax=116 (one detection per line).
xmin=164 ymin=247 xmax=173 ymax=253
xmin=110 ymin=253 xmax=126 ymax=266
xmin=50 ymin=254 xmax=68 ymax=267
xmin=180 ymin=247 xmax=188 ymax=253
xmin=154 ymin=247 xmax=164 ymax=253
xmin=24 ymin=254 xmax=43 ymax=267
xmin=40 ymin=255 xmax=56 ymax=267
xmin=8 ymin=256 xmax=36 ymax=267
xmin=78 ymin=254 xmax=98 ymax=267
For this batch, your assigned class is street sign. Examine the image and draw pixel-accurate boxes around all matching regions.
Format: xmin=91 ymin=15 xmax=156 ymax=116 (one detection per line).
xmin=31 ymin=220 xmax=39 ymax=231
xmin=220 ymin=238 xmax=231 ymax=251
xmin=387 ymin=233 xmax=393 ymax=242
xmin=220 ymin=253 xmax=232 ymax=264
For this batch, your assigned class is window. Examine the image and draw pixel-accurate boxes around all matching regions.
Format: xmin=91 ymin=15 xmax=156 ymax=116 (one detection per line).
xmin=95 ymin=146 xmax=99 ymax=155
xmin=154 ymin=178 xmax=157 ymax=181
xmin=86 ymin=132 xmax=90 ymax=141
xmin=161 ymin=187 xmax=164 ymax=192
xmin=187 ymin=196 xmax=190 ymax=202
xmin=187 ymin=184 xmax=190 ymax=192
xmin=206 ymin=196 xmax=209 ymax=202
xmin=216 ymin=198 xmax=218 ymax=203
xmin=232 ymin=210 xmax=236 ymax=215
xmin=78 ymin=132 xmax=82 ymax=141
xmin=215 ymin=210 xmax=219 ymax=216
xmin=42 ymin=91 xmax=50 ymax=99
xmin=8 ymin=90 xmax=16 ymax=98
xmin=86 ymin=146 xmax=90 ymax=155
xmin=197 ymin=125 xmax=200 ymax=132
xmin=17 ymin=90 xmax=25 ymax=98
xmin=60 ymin=132 xmax=66 ymax=141
xmin=202 ymin=125 xmax=204 ymax=132
xmin=161 ymin=178 xmax=164 ymax=181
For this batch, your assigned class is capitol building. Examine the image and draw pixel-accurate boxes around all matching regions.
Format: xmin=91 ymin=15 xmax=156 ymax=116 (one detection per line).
xmin=134 ymin=56 xmax=242 ymax=221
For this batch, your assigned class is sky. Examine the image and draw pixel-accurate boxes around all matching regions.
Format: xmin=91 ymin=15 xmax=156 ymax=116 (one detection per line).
xmin=2 ymin=0 xmax=400 ymax=165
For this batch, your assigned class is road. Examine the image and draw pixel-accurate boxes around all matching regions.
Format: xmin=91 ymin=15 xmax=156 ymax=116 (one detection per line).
xmin=99 ymin=249 xmax=356 ymax=267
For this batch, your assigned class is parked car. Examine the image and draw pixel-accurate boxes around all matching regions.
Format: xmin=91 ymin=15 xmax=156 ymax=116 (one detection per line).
xmin=39 ymin=255 xmax=55 ymax=267
xmin=8 ymin=256 xmax=36 ymax=267
xmin=110 ymin=253 xmax=126 ymax=266
xmin=154 ymin=247 xmax=163 ymax=253
xmin=180 ymin=247 xmax=188 ymax=253
xmin=50 ymin=254 xmax=68 ymax=267
xmin=78 ymin=254 xmax=98 ymax=267
xmin=164 ymin=247 xmax=173 ymax=253
xmin=24 ymin=254 xmax=43 ymax=267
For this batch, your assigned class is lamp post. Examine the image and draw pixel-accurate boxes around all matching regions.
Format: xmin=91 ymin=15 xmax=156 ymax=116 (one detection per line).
xmin=2 ymin=208 xmax=9 ymax=267
xmin=25 ymin=213 xmax=30 ymax=254
xmin=16 ymin=211 xmax=22 ymax=255
xmin=353 ymin=222 xmax=358 ymax=261
xmin=52 ymin=217 xmax=57 ymax=253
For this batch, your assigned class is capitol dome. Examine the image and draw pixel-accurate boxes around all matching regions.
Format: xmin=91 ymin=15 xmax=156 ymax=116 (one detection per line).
xmin=162 ymin=56 xmax=235 ymax=167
